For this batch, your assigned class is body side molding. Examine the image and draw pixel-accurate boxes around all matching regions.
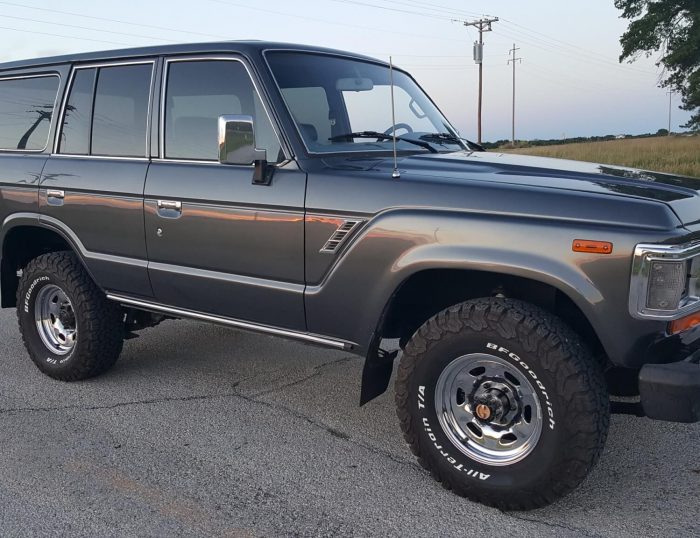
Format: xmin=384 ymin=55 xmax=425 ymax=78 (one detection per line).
xmin=106 ymin=293 xmax=355 ymax=351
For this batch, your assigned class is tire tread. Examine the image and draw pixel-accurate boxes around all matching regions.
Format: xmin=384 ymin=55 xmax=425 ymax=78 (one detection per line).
xmin=16 ymin=251 xmax=124 ymax=381
xmin=395 ymin=297 xmax=609 ymax=510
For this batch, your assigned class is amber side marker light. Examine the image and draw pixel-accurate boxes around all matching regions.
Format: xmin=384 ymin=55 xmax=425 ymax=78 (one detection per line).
xmin=572 ymin=239 xmax=613 ymax=254
xmin=668 ymin=312 xmax=700 ymax=335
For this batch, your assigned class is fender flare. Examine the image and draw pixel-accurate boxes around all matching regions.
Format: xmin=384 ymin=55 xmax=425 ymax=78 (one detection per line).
xmin=357 ymin=244 xmax=610 ymax=406
xmin=1 ymin=213 xmax=101 ymax=306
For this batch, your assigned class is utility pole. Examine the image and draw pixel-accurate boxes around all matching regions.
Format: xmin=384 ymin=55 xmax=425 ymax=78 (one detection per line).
xmin=507 ymin=43 xmax=522 ymax=145
xmin=668 ymin=90 xmax=673 ymax=135
xmin=460 ymin=16 xmax=499 ymax=144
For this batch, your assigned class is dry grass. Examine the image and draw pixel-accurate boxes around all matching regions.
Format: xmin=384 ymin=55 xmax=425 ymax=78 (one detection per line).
xmin=501 ymin=135 xmax=700 ymax=178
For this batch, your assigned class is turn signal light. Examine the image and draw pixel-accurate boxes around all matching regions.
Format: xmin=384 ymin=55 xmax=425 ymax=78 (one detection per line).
xmin=572 ymin=239 xmax=613 ymax=254
xmin=668 ymin=312 xmax=700 ymax=335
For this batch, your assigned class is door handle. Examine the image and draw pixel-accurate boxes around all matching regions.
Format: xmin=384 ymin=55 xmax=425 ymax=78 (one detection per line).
xmin=156 ymin=199 xmax=182 ymax=218
xmin=157 ymin=200 xmax=182 ymax=211
xmin=46 ymin=189 xmax=65 ymax=206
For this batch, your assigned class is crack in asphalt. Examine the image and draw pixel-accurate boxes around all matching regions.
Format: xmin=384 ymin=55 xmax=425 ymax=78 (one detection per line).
xmin=507 ymin=514 xmax=602 ymax=537
xmin=234 ymin=389 xmax=420 ymax=470
xmin=0 ymin=356 xmax=419 ymax=473
xmin=247 ymin=356 xmax=354 ymax=398
xmin=0 ymin=388 xmax=241 ymax=415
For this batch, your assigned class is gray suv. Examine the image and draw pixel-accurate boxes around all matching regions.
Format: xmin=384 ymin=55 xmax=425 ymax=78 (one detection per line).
xmin=1 ymin=41 xmax=699 ymax=510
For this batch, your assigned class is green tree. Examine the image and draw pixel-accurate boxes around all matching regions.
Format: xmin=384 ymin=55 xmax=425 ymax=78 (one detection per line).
xmin=615 ymin=0 xmax=700 ymax=130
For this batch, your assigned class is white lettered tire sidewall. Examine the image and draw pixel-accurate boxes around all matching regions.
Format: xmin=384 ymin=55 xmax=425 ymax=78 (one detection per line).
xmin=16 ymin=251 xmax=124 ymax=381
xmin=410 ymin=330 xmax=564 ymax=492
xmin=18 ymin=271 xmax=78 ymax=372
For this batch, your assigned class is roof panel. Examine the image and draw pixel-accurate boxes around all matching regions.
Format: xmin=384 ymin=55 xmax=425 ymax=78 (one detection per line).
xmin=0 ymin=41 xmax=381 ymax=72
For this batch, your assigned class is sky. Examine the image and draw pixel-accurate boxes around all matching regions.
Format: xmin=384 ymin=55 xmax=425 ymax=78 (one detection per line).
xmin=0 ymin=0 xmax=692 ymax=142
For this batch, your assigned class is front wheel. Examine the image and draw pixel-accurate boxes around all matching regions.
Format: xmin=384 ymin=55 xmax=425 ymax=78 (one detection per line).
xmin=17 ymin=251 xmax=124 ymax=381
xmin=395 ymin=298 xmax=609 ymax=510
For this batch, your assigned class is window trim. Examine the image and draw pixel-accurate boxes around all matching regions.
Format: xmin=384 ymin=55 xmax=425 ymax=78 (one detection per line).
xmin=53 ymin=59 xmax=156 ymax=159
xmin=159 ymin=55 xmax=289 ymax=165
xmin=0 ymin=72 xmax=61 ymax=154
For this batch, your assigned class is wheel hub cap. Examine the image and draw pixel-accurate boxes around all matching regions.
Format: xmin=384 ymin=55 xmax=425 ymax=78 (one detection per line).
xmin=34 ymin=284 xmax=77 ymax=356
xmin=435 ymin=353 xmax=543 ymax=466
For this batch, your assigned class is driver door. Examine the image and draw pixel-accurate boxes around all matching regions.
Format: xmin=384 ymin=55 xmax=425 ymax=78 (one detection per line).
xmin=144 ymin=56 xmax=306 ymax=330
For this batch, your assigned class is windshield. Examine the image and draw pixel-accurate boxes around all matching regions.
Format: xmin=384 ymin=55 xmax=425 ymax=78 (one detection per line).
xmin=266 ymin=51 xmax=464 ymax=154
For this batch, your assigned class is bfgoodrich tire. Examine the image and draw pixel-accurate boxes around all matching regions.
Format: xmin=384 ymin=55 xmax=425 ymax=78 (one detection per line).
xmin=395 ymin=298 xmax=609 ymax=510
xmin=16 ymin=251 xmax=124 ymax=381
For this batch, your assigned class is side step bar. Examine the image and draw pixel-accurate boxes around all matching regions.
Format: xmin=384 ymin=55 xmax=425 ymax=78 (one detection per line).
xmin=106 ymin=294 xmax=354 ymax=351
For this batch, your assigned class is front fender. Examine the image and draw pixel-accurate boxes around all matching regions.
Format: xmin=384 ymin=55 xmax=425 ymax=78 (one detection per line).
xmin=305 ymin=209 xmax=668 ymax=367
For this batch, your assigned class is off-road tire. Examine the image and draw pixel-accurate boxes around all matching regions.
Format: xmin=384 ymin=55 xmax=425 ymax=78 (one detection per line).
xmin=16 ymin=251 xmax=124 ymax=380
xmin=395 ymin=297 xmax=609 ymax=510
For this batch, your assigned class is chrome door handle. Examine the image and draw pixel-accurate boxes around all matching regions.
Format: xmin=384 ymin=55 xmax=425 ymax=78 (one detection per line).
xmin=47 ymin=189 xmax=64 ymax=200
xmin=156 ymin=199 xmax=183 ymax=219
xmin=46 ymin=189 xmax=65 ymax=206
xmin=157 ymin=200 xmax=182 ymax=211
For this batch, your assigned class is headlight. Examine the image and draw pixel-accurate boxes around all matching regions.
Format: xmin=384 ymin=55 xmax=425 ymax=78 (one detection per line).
xmin=630 ymin=242 xmax=700 ymax=320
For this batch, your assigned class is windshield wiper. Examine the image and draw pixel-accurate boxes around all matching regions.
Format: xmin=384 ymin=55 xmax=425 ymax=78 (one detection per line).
xmin=329 ymin=131 xmax=437 ymax=153
xmin=419 ymin=133 xmax=485 ymax=152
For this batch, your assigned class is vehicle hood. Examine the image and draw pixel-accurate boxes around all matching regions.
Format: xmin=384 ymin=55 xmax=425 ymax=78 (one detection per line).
xmin=381 ymin=151 xmax=700 ymax=226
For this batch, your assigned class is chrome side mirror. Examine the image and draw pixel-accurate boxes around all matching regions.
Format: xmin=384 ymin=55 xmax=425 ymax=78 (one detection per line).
xmin=218 ymin=114 xmax=267 ymax=165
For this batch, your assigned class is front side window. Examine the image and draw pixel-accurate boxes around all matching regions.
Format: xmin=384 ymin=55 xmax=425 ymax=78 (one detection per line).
xmin=164 ymin=59 xmax=283 ymax=162
xmin=0 ymin=75 xmax=59 ymax=151
xmin=267 ymin=52 xmax=463 ymax=154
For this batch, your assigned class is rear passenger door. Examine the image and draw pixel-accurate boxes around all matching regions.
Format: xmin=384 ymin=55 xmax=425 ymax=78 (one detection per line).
xmin=144 ymin=56 xmax=306 ymax=330
xmin=40 ymin=60 xmax=155 ymax=297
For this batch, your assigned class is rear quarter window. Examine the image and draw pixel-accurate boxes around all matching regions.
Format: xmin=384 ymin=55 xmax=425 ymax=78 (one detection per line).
xmin=0 ymin=75 xmax=59 ymax=151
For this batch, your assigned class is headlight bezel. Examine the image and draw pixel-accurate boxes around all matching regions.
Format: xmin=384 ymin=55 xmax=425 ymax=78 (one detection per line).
xmin=630 ymin=241 xmax=700 ymax=320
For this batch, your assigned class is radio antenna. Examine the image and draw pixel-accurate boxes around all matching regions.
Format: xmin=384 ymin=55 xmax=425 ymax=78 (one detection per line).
xmin=389 ymin=56 xmax=400 ymax=179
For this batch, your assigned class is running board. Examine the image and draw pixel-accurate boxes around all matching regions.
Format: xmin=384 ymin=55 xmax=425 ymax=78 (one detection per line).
xmin=106 ymin=294 xmax=354 ymax=351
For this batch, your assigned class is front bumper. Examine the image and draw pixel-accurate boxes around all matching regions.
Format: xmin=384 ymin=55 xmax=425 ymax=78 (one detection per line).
xmin=639 ymin=360 xmax=700 ymax=423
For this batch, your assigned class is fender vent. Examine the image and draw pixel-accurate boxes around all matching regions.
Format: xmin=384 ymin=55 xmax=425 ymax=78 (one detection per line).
xmin=320 ymin=219 xmax=363 ymax=253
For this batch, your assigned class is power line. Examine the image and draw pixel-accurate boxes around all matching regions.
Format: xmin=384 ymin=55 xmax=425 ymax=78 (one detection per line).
xmin=0 ymin=1 xmax=230 ymax=40
xmin=204 ymin=0 xmax=465 ymax=43
xmin=497 ymin=20 xmax=657 ymax=75
xmin=369 ymin=2 xmax=659 ymax=77
xmin=0 ymin=24 xmax=128 ymax=46
xmin=328 ymin=0 xmax=454 ymax=20
xmin=501 ymin=18 xmax=634 ymax=67
xmin=0 ymin=13 xmax=177 ymax=43
xmin=374 ymin=0 xmax=489 ymax=18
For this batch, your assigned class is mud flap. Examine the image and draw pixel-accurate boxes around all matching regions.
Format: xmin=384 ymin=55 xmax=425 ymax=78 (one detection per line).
xmin=360 ymin=347 xmax=399 ymax=406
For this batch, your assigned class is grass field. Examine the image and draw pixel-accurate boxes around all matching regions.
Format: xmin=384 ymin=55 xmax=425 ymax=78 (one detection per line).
xmin=502 ymin=135 xmax=700 ymax=178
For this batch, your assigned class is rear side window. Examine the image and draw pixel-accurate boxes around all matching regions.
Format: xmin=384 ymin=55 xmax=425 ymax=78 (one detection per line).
xmin=164 ymin=60 xmax=283 ymax=162
xmin=59 ymin=68 xmax=96 ymax=155
xmin=58 ymin=63 xmax=152 ymax=157
xmin=0 ymin=75 xmax=59 ymax=151
xmin=92 ymin=64 xmax=151 ymax=157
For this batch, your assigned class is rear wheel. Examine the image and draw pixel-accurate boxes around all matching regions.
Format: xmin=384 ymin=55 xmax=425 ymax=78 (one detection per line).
xmin=395 ymin=297 xmax=609 ymax=510
xmin=17 ymin=251 xmax=124 ymax=380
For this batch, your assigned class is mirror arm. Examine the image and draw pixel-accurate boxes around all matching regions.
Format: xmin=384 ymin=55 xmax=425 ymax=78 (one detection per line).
xmin=253 ymin=160 xmax=274 ymax=186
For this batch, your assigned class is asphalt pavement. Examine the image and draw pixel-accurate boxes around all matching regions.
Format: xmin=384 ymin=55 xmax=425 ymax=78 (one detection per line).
xmin=1 ymin=307 xmax=698 ymax=537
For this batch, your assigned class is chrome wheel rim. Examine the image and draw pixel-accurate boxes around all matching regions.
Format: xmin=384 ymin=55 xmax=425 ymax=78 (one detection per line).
xmin=34 ymin=284 xmax=77 ymax=355
xmin=435 ymin=353 xmax=542 ymax=466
